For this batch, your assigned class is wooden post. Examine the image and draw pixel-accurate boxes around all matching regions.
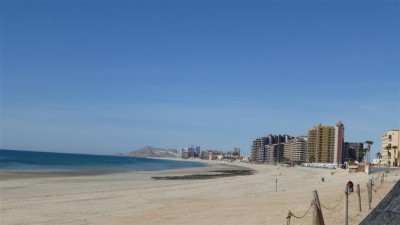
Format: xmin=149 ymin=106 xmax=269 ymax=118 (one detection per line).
xmin=344 ymin=187 xmax=348 ymax=225
xmin=276 ymin=178 xmax=278 ymax=192
xmin=367 ymin=182 xmax=372 ymax=210
xmin=357 ymin=184 xmax=361 ymax=212
xmin=312 ymin=190 xmax=325 ymax=225
xmin=369 ymin=179 xmax=373 ymax=206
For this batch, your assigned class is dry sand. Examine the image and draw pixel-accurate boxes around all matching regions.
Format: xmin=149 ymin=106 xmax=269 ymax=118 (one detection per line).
xmin=1 ymin=162 xmax=399 ymax=225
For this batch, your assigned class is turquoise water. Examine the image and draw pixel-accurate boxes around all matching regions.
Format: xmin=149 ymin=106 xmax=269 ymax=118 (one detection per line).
xmin=0 ymin=149 xmax=206 ymax=172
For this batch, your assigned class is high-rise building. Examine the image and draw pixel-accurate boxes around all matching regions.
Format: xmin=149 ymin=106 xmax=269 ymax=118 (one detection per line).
xmin=284 ymin=136 xmax=307 ymax=163
xmin=251 ymin=137 xmax=267 ymax=163
xmin=251 ymin=135 xmax=292 ymax=163
xmin=381 ymin=130 xmax=400 ymax=167
xmin=233 ymin=148 xmax=240 ymax=156
xmin=195 ymin=146 xmax=201 ymax=158
xmin=265 ymin=143 xmax=285 ymax=163
xmin=344 ymin=142 xmax=363 ymax=162
xmin=334 ymin=121 xmax=345 ymax=163
xmin=307 ymin=124 xmax=335 ymax=163
xmin=180 ymin=145 xmax=200 ymax=159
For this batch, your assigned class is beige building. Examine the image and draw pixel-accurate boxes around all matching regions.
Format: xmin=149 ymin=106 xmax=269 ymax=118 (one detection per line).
xmin=251 ymin=138 xmax=265 ymax=163
xmin=381 ymin=130 xmax=400 ymax=167
xmin=284 ymin=137 xmax=307 ymax=163
xmin=307 ymin=125 xmax=335 ymax=163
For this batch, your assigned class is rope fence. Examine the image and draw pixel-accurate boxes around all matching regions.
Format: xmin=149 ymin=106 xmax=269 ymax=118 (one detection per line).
xmin=284 ymin=172 xmax=389 ymax=225
xmin=372 ymin=188 xmax=383 ymax=200
xmin=286 ymin=201 xmax=314 ymax=225
xmin=320 ymin=197 xmax=343 ymax=211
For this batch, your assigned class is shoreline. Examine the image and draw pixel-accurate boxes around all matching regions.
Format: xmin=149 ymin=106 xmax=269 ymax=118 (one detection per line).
xmin=0 ymin=161 xmax=251 ymax=181
xmin=1 ymin=162 xmax=399 ymax=225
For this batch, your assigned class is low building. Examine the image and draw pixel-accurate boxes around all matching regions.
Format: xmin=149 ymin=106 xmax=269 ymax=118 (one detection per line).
xmin=381 ymin=130 xmax=400 ymax=167
xmin=201 ymin=150 xmax=222 ymax=160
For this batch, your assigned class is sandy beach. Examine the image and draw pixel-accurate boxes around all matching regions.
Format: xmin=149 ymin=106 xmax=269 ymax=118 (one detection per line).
xmin=1 ymin=162 xmax=399 ymax=225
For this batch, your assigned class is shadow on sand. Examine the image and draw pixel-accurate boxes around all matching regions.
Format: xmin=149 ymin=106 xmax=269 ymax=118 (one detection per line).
xmin=151 ymin=169 xmax=254 ymax=180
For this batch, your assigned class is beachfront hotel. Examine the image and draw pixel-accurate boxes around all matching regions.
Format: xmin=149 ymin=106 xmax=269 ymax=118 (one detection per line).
xmin=344 ymin=142 xmax=364 ymax=162
xmin=306 ymin=121 xmax=345 ymax=164
xmin=250 ymin=121 xmax=345 ymax=164
xmin=251 ymin=137 xmax=265 ymax=163
xmin=381 ymin=129 xmax=400 ymax=167
xmin=307 ymin=124 xmax=335 ymax=163
xmin=333 ymin=121 xmax=344 ymax=163
xmin=283 ymin=136 xmax=307 ymax=163
xmin=251 ymin=135 xmax=292 ymax=163
xmin=179 ymin=145 xmax=201 ymax=159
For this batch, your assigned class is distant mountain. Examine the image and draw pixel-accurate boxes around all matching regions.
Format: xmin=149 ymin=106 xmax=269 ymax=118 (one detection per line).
xmin=117 ymin=146 xmax=178 ymax=158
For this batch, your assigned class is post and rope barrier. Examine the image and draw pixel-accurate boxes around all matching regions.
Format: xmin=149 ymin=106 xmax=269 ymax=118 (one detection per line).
xmin=285 ymin=178 xmax=388 ymax=225
xmin=312 ymin=190 xmax=325 ymax=225
xmin=357 ymin=183 xmax=361 ymax=212
xmin=344 ymin=187 xmax=348 ymax=225
xmin=286 ymin=201 xmax=314 ymax=225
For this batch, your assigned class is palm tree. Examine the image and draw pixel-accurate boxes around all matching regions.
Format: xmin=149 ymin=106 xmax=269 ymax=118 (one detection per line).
xmin=384 ymin=145 xmax=392 ymax=167
xmin=393 ymin=146 xmax=398 ymax=167
xmin=364 ymin=141 xmax=374 ymax=163
xmin=376 ymin=152 xmax=382 ymax=166
xmin=376 ymin=152 xmax=382 ymax=160
xmin=359 ymin=148 xmax=368 ymax=163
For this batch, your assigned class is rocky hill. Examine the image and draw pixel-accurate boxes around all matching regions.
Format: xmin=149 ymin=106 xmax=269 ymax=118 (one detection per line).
xmin=118 ymin=146 xmax=178 ymax=158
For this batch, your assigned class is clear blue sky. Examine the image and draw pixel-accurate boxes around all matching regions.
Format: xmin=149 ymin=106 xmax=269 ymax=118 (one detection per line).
xmin=1 ymin=0 xmax=399 ymax=156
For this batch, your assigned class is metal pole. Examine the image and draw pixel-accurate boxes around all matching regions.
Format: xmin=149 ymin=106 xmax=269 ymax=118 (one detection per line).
xmin=276 ymin=178 xmax=278 ymax=192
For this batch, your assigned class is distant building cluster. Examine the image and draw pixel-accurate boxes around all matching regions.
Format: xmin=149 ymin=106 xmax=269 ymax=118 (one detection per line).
xmin=251 ymin=121 xmax=367 ymax=165
xmin=175 ymin=124 xmax=399 ymax=168
xmin=201 ymin=148 xmax=241 ymax=161
xmin=178 ymin=146 xmax=201 ymax=159
xmin=178 ymin=146 xmax=244 ymax=162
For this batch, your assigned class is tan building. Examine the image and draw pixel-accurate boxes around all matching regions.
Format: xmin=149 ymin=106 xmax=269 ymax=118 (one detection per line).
xmin=284 ymin=137 xmax=307 ymax=163
xmin=381 ymin=130 xmax=400 ymax=167
xmin=251 ymin=137 xmax=265 ymax=163
xmin=307 ymin=125 xmax=335 ymax=163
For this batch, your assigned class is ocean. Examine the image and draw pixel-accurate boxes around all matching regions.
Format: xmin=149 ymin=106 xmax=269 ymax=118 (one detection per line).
xmin=0 ymin=149 xmax=207 ymax=173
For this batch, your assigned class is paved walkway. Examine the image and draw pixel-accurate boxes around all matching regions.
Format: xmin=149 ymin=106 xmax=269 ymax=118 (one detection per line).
xmin=360 ymin=179 xmax=400 ymax=225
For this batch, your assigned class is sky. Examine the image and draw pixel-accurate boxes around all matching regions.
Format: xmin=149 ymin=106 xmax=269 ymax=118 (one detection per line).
xmin=1 ymin=0 xmax=399 ymax=156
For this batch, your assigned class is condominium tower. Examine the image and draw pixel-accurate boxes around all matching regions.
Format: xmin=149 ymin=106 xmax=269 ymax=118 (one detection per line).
xmin=344 ymin=142 xmax=364 ymax=162
xmin=251 ymin=134 xmax=291 ymax=163
xmin=333 ymin=121 xmax=345 ymax=164
xmin=283 ymin=136 xmax=307 ymax=163
xmin=307 ymin=124 xmax=335 ymax=163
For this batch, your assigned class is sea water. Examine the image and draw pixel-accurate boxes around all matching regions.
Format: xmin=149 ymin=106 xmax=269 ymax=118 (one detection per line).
xmin=0 ymin=149 xmax=206 ymax=173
